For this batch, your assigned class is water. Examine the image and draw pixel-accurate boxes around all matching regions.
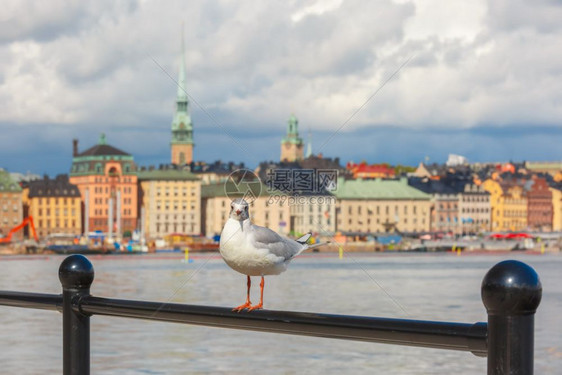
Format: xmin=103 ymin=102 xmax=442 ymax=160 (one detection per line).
xmin=0 ymin=252 xmax=560 ymax=374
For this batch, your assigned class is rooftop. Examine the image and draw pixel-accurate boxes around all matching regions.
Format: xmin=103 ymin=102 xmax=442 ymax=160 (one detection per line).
xmin=27 ymin=175 xmax=80 ymax=198
xmin=75 ymin=134 xmax=130 ymax=157
xmin=334 ymin=177 xmax=430 ymax=200
xmin=137 ymin=169 xmax=199 ymax=181
xmin=201 ymin=181 xmax=281 ymax=200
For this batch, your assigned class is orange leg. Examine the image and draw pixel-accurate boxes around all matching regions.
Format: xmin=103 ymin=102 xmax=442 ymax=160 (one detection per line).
xmin=233 ymin=275 xmax=252 ymax=312
xmin=248 ymin=276 xmax=264 ymax=311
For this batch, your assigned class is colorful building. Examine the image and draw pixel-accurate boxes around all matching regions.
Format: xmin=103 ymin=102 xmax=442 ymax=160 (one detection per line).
xmin=526 ymin=176 xmax=552 ymax=231
xmin=334 ymin=178 xmax=431 ymax=233
xmin=138 ymin=167 xmax=201 ymax=239
xmin=0 ymin=169 xmax=23 ymax=240
xmin=170 ymin=39 xmax=194 ymax=166
xmin=23 ymin=175 xmax=81 ymax=238
xmin=280 ymin=115 xmax=304 ymax=162
xmin=482 ymin=179 xmax=504 ymax=231
xmin=408 ymin=178 xmax=459 ymax=233
xmin=69 ymin=135 xmax=138 ymax=235
xmin=458 ymin=183 xmax=491 ymax=233
xmin=501 ymin=184 xmax=527 ymax=231
xmin=549 ymin=187 xmax=562 ymax=231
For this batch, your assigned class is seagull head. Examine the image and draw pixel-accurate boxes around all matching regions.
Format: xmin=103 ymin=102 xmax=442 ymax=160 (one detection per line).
xmin=229 ymin=198 xmax=250 ymax=221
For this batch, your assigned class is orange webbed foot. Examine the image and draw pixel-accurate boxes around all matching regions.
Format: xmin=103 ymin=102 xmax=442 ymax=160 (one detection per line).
xmin=232 ymin=301 xmax=252 ymax=312
xmin=247 ymin=302 xmax=263 ymax=311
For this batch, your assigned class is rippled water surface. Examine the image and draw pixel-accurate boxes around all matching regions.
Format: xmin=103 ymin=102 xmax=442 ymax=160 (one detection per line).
xmin=0 ymin=252 xmax=560 ymax=374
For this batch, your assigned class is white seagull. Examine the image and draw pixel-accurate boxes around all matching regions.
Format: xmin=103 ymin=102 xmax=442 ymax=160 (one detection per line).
xmin=220 ymin=198 xmax=325 ymax=311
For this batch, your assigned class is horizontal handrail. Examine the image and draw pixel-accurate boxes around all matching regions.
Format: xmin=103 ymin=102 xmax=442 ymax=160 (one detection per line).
xmin=0 ymin=291 xmax=61 ymax=311
xmin=0 ymin=289 xmax=487 ymax=356
xmin=80 ymin=296 xmax=488 ymax=355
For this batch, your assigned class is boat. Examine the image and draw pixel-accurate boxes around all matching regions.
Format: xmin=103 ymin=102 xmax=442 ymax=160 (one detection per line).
xmin=41 ymin=233 xmax=112 ymax=255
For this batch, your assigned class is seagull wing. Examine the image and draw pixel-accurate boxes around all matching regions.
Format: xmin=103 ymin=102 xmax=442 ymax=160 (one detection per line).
xmin=250 ymin=224 xmax=303 ymax=260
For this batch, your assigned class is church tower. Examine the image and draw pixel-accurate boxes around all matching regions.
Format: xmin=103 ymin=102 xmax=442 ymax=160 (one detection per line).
xmin=170 ymin=36 xmax=194 ymax=165
xmin=280 ymin=114 xmax=304 ymax=162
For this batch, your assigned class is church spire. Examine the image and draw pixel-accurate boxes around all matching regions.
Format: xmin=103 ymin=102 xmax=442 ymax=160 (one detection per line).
xmin=177 ymin=28 xmax=188 ymax=101
xmin=170 ymin=28 xmax=194 ymax=165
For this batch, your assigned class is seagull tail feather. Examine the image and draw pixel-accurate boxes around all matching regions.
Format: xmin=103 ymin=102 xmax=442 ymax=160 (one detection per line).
xmin=296 ymin=241 xmax=331 ymax=256
xmin=296 ymin=233 xmax=312 ymax=245
xmin=306 ymin=241 xmax=331 ymax=250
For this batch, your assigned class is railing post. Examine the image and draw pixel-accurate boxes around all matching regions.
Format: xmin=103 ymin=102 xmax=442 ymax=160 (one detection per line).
xmin=481 ymin=260 xmax=542 ymax=375
xmin=59 ymin=255 xmax=94 ymax=375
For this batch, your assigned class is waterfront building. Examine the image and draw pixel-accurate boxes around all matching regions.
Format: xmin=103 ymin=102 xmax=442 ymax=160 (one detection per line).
xmin=288 ymin=192 xmax=337 ymax=236
xmin=482 ymin=179 xmax=504 ymax=231
xmin=0 ymin=169 xmax=23 ymax=240
xmin=280 ymin=115 xmax=304 ymax=162
xmin=201 ymin=182 xmax=290 ymax=237
xmin=550 ymin=187 xmax=562 ymax=231
xmin=22 ymin=175 xmax=81 ymax=238
xmin=334 ymin=178 xmax=431 ymax=234
xmin=138 ymin=167 xmax=201 ymax=239
xmin=255 ymin=159 xmax=341 ymax=236
xmin=408 ymin=178 xmax=459 ymax=234
xmin=526 ymin=176 xmax=552 ymax=231
xmin=69 ymin=135 xmax=138 ymax=235
xmin=170 ymin=39 xmax=194 ymax=165
xmin=501 ymin=184 xmax=527 ymax=231
xmin=457 ymin=183 xmax=491 ymax=234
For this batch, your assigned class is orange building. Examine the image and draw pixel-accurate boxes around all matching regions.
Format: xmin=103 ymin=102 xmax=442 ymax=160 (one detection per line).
xmin=69 ymin=135 xmax=138 ymax=235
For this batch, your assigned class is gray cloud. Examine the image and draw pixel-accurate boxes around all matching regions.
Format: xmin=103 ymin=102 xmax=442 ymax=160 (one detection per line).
xmin=0 ymin=0 xmax=561 ymax=173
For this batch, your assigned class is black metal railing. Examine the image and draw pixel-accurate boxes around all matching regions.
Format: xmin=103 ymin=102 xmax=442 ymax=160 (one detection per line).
xmin=0 ymin=255 xmax=542 ymax=375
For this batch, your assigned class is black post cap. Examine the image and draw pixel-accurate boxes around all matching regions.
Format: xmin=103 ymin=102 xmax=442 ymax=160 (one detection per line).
xmin=481 ymin=260 xmax=542 ymax=315
xmin=59 ymin=254 xmax=95 ymax=289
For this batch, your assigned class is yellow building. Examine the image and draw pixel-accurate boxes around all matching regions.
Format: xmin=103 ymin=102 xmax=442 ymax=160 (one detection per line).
xmin=482 ymin=179 xmax=528 ymax=231
xmin=550 ymin=188 xmax=562 ymax=231
xmin=501 ymin=185 xmax=527 ymax=231
xmin=23 ymin=175 xmax=82 ymax=238
xmin=138 ymin=168 xmax=201 ymax=239
xmin=482 ymin=179 xmax=504 ymax=231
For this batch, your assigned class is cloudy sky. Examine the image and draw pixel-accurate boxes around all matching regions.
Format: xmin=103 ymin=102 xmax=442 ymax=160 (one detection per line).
xmin=1 ymin=0 xmax=562 ymax=175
